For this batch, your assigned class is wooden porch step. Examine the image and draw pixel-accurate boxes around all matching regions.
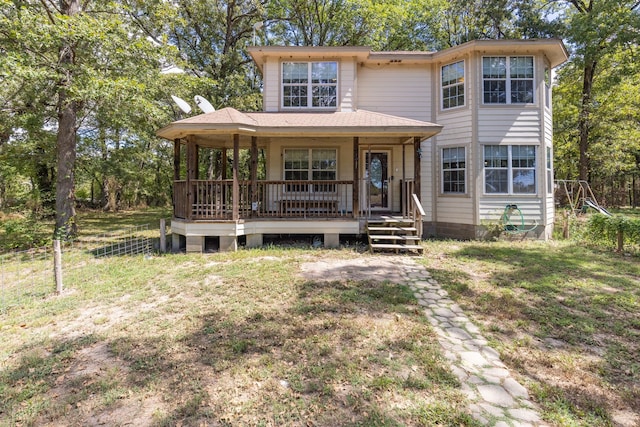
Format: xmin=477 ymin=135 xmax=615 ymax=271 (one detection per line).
xmin=367 ymin=226 xmax=417 ymax=233
xmin=368 ymin=234 xmax=420 ymax=242
xmin=369 ymin=243 xmax=424 ymax=253
xmin=367 ymin=217 xmax=414 ymax=225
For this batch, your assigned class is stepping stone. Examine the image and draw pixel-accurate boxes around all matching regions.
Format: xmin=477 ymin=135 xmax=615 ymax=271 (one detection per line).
xmin=433 ymin=307 xmax=456 ymax=318
xmin=447 ymin=327 xmax=473 ymax=341
xmin=504 ymin=378 xmax=530 ymax=399
xmin=508 ymin=408 xmax=541 ymax=423
xmin=460 ymin=351 xmax=489 ymax=367
xmin=482 ymin=367 xmax=510 ymax=378
xmin=477 ymin=384 xmax=515 ymax=407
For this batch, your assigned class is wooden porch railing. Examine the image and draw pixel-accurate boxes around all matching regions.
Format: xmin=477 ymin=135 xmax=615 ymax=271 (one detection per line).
xmin=401 ymin=179 xmax=415 ymax=217
xmin=174 ymin=180 xmax=354 ymax=220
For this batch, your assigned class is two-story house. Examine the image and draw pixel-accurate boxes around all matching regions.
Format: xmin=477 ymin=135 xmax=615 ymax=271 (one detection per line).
xmin=157 ymin=39 xmax=568 ymax=252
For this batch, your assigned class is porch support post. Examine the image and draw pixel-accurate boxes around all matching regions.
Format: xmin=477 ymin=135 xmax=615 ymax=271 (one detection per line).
xmin=413 ymin=137 xmax=421 ymax=199
xmin=173 ymin=139 xmax=181 ymax=181
xmin=222 ymin=148 xmax=228 ymax=180
xmin=194 ymin=145 xmax=199 ymax=179
xmin=232 ymin=134 xmax=240 ymax=220
xmin=353 ymin=137 xmax=359 ymax=218
xmin=186 ymin=137 xmax=197 ymax=220
xmin=250 ymin=136 xmax=258 ymax=216
xmin=402 ymin=143 xmax=406 ymax=216
xmin=173 ymin=139 xmax=181 ymax=220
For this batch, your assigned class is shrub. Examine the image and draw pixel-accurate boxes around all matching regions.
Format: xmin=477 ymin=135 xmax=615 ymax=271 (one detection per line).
xmin=584 ymin=214 xmax=640 ymax=253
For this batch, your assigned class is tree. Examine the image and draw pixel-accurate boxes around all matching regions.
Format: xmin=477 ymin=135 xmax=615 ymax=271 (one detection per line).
xmin=266 ymin=0 xmax=445 ymax=50
xmin=0 ymin=0 xmax=167 ymax=237
xmin=557 ymin=0 xmax=640 ymax=181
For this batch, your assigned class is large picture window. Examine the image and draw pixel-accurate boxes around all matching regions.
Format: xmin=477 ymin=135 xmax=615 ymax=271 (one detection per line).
xmin=441 ymin=61 xmax=465 ymax=109
xmin=483 ymin=56 xmax=534 ymax=104
xmin=284 ymin=148 xmax=337 ymax=192
xmin=282 ymin=62 xmax=337 ymax=108
xmin=442 ymin=147 xmax=466 ymax=193
xmin=484 ymin=145 xmax=536 ymax=194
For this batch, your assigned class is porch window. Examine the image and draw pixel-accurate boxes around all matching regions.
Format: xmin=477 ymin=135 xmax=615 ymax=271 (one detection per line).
xmin=282 ymin=62 xmax=338 ymax=108
xmin=284 ymin=148 xmax=337 ymax=192
xmin=441 ymin=61 xmax=465 ymax=109
xmin=482 ymin=56 xmax=534 ymax=104
xmin=442 ymin=147 xmax=466 ymax=193
xmin=484 ymin=145 xmax=536 ymax=194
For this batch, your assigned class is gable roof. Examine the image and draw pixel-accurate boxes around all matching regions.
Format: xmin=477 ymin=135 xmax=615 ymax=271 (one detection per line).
xmin=157 ymin=108 xmax=443 ymax=140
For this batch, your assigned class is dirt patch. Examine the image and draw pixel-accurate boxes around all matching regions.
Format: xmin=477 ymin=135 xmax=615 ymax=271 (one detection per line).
xmin=299 ymin=255 xmax=414 ymax=283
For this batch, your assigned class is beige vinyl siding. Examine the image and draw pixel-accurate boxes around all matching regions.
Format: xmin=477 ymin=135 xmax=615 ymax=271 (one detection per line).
xmin=357 ymin=65 xmax=431 ymax=121
xmin=435 ymin=108 xmax=473 ymax=145
xmin=432 ymin=57 xmax=474 ymax=226
xmin=263 ymin=59 xmax=279 ymax=112
xmin=339 ymin=58 xmax=356 ymax=112
xmin=477 ymin=109 xmax=541 ymax=144
xmin=420 ymin=140 xmax=433 ymax=221
xmin=479 ymin=198 xmax=543 ymax=225
xmin=544 ymin=108 xmax=555 ymax=226
xmin=436 ymin=197 xmax=474 ymax=223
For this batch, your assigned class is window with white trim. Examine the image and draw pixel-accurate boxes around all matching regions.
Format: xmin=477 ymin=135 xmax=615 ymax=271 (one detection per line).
xmin=482 ymin=56 xmax=534 ymax=104
xmin=484 ymin=145 xmax=536 ymax=194
xmin=442 ymin=147 xmax=466 ymax=193
xmin=441 ymin=61 xmax=465 ymax=109
xmin=282 ymin=62 xmax=337 ymax=108
xmin=283 ymin=148 xmax=337 ymax=192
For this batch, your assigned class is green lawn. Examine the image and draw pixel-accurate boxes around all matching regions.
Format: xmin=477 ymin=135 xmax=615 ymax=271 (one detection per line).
xmin=421 ymin=239 xmax=639 ymax=427
xmin=0 ymin=209 xmax=638 ymax=426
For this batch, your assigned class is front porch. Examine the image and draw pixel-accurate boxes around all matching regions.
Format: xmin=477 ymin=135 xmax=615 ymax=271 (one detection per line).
xmin=157 ymin=108 xmax=442 ymax=252
xmin=171 ymin=178 xmax=422 ymax=252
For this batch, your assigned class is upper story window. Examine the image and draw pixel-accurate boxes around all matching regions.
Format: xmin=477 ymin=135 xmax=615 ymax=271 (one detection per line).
xmin=441 ymin=61 xmax=465 ymax=109
xmin=282 ymin=62 xmax=337 ymax=109
xmin=482 ymin=56 xmax=534 ymax=104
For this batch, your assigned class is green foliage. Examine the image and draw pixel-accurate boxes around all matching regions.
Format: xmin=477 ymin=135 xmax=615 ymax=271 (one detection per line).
xmin=583 ymin=213 xmax=640 ymax=252
xmin=0 ymin=215 xmax=51 ymax=250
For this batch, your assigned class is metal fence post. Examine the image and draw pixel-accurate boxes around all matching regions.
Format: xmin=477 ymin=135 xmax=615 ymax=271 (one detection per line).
xmin=54 ymin=239 xmax=63 ymax=294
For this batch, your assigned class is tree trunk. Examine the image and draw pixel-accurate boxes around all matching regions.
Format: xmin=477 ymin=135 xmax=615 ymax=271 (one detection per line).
xmin=578 ymin=60 xmax=596 ymax=182
xmin=54 ymin=0 xmax=81 ymax=239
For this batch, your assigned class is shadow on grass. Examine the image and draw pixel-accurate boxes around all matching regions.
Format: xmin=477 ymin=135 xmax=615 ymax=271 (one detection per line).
xmin=436 ymin=242 xmax=640 ymax=422
xmin=0 ymin=277 xmax=476 ymax=426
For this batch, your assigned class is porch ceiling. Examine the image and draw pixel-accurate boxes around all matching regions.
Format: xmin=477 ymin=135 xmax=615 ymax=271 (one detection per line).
xmin=157 ymin=108 xmax=443 ymax=145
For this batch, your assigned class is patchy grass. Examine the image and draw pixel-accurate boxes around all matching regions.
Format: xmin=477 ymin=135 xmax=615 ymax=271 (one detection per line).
xmin=421 ymin=239 xmax=639 ymax=427
xmin=0 ymin=247 xmax=475 ymax=426
xmin=2 ymin=208 xmax=638 ymax=425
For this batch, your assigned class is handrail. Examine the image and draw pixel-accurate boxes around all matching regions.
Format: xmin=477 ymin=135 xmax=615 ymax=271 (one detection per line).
xmin=412 ymin=193 xmax=426 ymax=217
xmin=410 ymin=193 xmax=424 ymax=238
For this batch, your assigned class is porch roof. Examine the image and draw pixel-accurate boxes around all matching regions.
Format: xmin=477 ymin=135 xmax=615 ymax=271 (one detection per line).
xmin=156 ymin=108 xmax=443 ymax=142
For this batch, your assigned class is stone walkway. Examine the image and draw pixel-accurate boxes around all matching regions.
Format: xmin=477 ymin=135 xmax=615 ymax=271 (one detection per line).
xmin=401 ymin=259 xmax=546 ymax=427
xmin=302 ymin=256 xmax=546 ymax=426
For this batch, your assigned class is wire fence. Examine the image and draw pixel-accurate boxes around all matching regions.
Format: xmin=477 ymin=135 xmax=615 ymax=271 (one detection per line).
xmin=0 ymin=223 xmax=159 ymax=314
